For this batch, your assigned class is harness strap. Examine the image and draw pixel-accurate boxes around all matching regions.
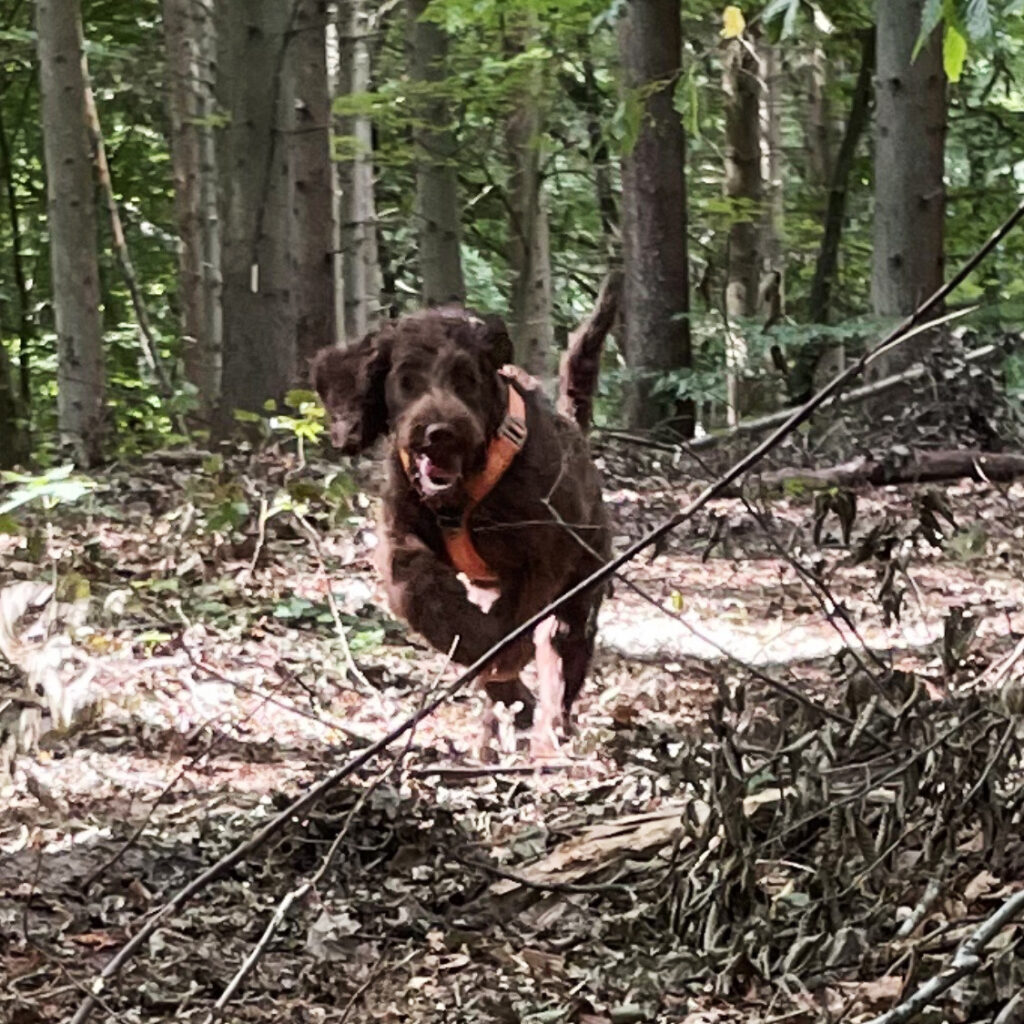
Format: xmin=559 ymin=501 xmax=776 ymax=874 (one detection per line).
xmin=399 ymin=367 xmax=527 ymax=584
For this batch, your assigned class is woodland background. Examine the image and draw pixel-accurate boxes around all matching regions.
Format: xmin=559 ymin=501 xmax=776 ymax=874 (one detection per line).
xmin=3 ymin=0 xmax=1024 ymax=462
xmin=2 ymin=1 xmax=1024 ymax=1024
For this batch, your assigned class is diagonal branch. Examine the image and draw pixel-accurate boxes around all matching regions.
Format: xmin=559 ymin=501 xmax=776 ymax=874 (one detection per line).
xmin=866 ymin=886 xmax=1024 ymax=1024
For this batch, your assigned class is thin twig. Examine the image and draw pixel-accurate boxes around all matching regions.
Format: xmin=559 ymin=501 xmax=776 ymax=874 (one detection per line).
xmin=292 ymin=507 xmax=376 ymax=696
xmin=867 ymin=886 xmax=1024 ymax=1024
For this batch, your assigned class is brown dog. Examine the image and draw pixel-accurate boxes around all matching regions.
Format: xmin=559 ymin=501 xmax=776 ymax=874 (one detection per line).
xmin=312 ymin=307 xmax=609 ymax=756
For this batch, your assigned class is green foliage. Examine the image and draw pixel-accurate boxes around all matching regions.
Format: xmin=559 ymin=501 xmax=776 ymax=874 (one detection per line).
xmin=6 ymin=0 xmax=1024 ymax=457
xmin=0 ymin=465 xmax=98 ymax=515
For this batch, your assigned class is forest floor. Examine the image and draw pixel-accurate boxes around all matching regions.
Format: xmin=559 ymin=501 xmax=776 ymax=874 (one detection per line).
xmin=2 ymin=427 xmax=1023 ymax=1024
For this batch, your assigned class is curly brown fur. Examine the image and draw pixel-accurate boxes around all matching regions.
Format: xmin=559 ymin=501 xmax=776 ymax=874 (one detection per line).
xmin=313 ymin=306 xmax=609 ymax=756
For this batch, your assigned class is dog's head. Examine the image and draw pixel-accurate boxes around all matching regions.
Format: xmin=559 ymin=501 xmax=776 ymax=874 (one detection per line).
xmin=313 ymin=308 xmax=515 ymax=505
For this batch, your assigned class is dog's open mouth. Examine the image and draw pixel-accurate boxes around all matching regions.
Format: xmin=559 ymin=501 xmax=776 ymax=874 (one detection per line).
xmin=414 ymin=454 xmax=461 ymax=498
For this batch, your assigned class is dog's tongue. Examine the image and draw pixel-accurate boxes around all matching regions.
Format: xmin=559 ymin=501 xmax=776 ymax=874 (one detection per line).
xmin=415 ymin=453 xmax=458 ymax=495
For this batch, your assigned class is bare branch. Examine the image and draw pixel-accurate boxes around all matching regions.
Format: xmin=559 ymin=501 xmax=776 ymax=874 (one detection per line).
xmin=866 ymin=886 xmax=1024 ymax=1024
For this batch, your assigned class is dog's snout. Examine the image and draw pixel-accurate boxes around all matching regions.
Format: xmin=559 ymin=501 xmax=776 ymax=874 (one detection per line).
xmin=424 ymin=423 xmax=455 ymax=448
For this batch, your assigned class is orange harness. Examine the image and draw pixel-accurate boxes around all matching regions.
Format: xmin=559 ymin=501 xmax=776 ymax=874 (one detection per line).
xmin=398 ymin=369 xmax=527 ymax=584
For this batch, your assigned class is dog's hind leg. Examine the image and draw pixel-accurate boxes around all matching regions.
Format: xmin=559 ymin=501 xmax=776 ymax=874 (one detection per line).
xmin=530 ymin=616 xmax=564 ymax=759
xmin=553 ymin=589 xmax=604 ymax=732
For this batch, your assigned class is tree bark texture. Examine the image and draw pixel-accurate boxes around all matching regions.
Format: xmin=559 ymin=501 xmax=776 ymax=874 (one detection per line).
xmin=723 ymin=36 xmax=762 ymax=320
xmin=0 ymin=94 xmax=34 ymax=410
xmin=803 ymin=45 xmax=832 ymax=187
xmin=872 ymin=0 xmax=946 ymax=374
xmin=407 ymin=0 xmax=465 ymax=305
xmin=164 ymin=0 xmax=222 ymax=420
xmin=505 ymin=13 xmax=554 ymax=377
xmin=617 ymin=0 xmax=691 ymax=434
xmin=337 ymin=0 xmax=382 ymax=343
xmin=760 ymin=38 xmax=783 ymax=274
xmin=36 ymin=0 xmax=106 ymax=466
xmin=286 ymin=0 xmax=336 ymax=370
xmin=809 ymin=29 xmax=875 ymax=326
xmin=723 ymin=33 xmax=763 ymax=422
xmin=216 ymin=0 xmax=296 ymax=421
xmin=0 ymin=341 xmax=28 ymax=468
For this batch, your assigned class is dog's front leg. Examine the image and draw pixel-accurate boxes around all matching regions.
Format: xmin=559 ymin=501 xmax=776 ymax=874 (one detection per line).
xmin=382 ymin=535 xmax=534 ymax=672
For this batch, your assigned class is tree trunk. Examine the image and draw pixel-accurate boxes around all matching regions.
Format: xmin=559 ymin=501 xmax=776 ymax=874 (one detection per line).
xmin=505 ymin=14 xmax=553 ymax=377
xmin=617 ymin=0 xmax=692 ymax=435
xmin=723 ymin=32 xmax=763 ymax=422
xmin=808 ymin=29 xmax=875 ymax=325
xmin=760 ymin=38 xmax=783 ymax=275
xmin=872 ymin=0 xmax=945 ymax=375
xmin=337 ymin=0 xmax=382 ymax=343
xmin=286 ymin=0 xmax=336 ymax=373
xmin=803 ymin=45 xmax=832 ymax=187
xmin=407 ymin=0 xmax=465 ymax=305
xmin=82 ymin=61 xmax=172 ymax=396
xmin=36 ymin=0 xmax=105 ymax=466
xmin=164 ymin=0 xmax=222 ymax=421
xmin=0 ymin=340 xmax=28 ymax=468
xmin=0 ymin=92 xmax=34 ymax=412
xmin=563 ymin=54 xmax=618 ymax=255
xmin=217 ymin=0 xmax=296 ymax=422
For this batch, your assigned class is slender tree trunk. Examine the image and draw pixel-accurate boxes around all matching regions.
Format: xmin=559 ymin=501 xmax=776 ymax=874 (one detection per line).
xmin=618 ymin=0 xmax=692 ymax=434
xmin=584 ymin=57 xmax=618 ymax=255
xmin=337 ymin=0 xmax=381 ymax=343
xmin=0 ymin=92 xmax=34 ymax=412
xmin=778 ymin=29 xmax=877 ymax=406
xmin=286 ymin=0 xmax=336 ymax=372
xmin=164 ymin=0 xmax=222 ymax=421
xmin=562 ymin=54 xmax=618 ymax=254
xmin=505 ymin=14 xmax=553 ymax=377
xmin=872 ymin=0 xmax=945 ymax=375
xmin=36 ymin=0 xmax=105 ymax=466
xmin=217 ymin=0 xmax=296 ymax=421
xmin=0 ymin=340 xmax=28 ymax=468
xmin=760 ymin=39 xmax=783 ymax=276
xmin=723 ymin=32 xmax=763 ymax=421
xmin=407 ymin=0 xmax=464 ymax=305
xmin=804 ymin=45 xmax=832 ymax=187
xmin=82 ymin=62 xmax=172 ymax=396
xmin=809 ymin=29 xmax=874 ymax=324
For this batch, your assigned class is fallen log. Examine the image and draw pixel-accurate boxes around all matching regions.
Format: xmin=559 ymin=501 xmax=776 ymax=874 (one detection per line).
xmin=558 ymin=270 xmax=623 ymax=431
xmin=734 ymin=448 xmax=1024 ymax=494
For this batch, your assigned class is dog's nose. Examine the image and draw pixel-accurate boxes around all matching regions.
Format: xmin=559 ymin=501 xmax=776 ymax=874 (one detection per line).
xmin=423 ymin=423 xmax=454 ymax=448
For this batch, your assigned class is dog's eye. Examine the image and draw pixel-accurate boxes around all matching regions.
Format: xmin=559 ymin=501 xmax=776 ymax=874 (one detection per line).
xmin=451 ymin=363 xmax=477 ymax=393
xmin=398 ymin=372 xmax=417 ymax=394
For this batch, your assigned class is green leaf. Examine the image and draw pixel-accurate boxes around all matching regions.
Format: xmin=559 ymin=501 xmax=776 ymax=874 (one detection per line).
xmin=913 ymin=0 xmax=944 ymax=58
xmin=962 ymin=0 xmax=992 ymax=39
xmin=943 ymin=24 xmax=967 ymax=82
xmin=761 ymin=0 xmax=801 ymax=36
xmin=285 ymin=388 xmax=319 ymax=410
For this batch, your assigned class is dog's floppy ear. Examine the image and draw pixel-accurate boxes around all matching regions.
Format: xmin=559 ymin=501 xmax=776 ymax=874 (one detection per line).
xmin=481 ymin=314 xmax=514 ymax=369
xmin=311 ymin=329 xmax=393 ymax=453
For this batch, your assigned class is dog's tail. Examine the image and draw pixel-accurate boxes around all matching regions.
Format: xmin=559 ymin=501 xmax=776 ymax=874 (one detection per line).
xmin=557 ymin=271 xmax=622 ymax=433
